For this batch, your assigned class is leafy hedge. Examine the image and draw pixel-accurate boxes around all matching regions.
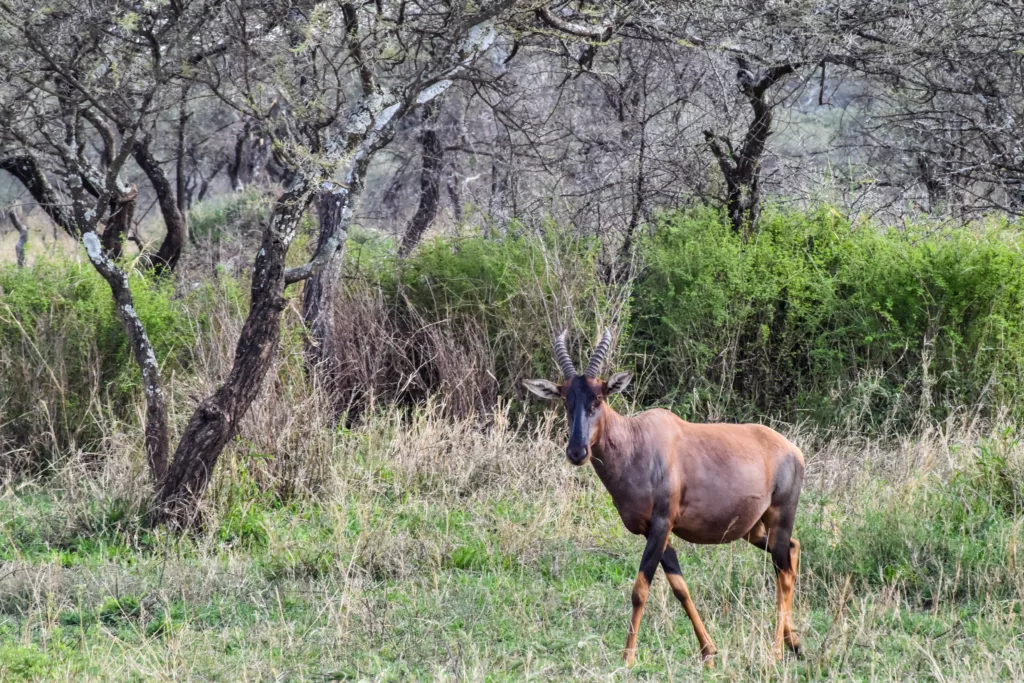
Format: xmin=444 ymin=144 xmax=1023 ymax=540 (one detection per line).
xmin=3 ymin=203 xmax=1023 ymax=469
xmin=350 ymin=205 xmax=1024 ymax=428
xmin=631 ymin=207 xmax=1024 ymax=428
xmin=0 ymin=258 xmax=196 ymax=469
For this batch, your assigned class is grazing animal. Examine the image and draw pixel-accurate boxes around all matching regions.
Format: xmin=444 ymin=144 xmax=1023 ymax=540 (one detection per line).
xmin=524 ymin=329 xmax=805 ymax=667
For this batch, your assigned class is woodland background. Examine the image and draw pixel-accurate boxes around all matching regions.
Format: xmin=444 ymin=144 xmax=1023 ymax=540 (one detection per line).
xmin=0 ymin=2 xmax=1022 ymax=680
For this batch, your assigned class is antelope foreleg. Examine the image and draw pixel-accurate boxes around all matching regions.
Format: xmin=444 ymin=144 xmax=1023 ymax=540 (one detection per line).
xmin=661 ymin=546 xmax=717 ymax=667
xmin=624 ymin=518 xmax=670 ymax=666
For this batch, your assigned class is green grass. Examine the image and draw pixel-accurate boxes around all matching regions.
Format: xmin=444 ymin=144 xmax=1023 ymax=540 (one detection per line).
xmin=0 ymin=416 xmax=1020 ymax=681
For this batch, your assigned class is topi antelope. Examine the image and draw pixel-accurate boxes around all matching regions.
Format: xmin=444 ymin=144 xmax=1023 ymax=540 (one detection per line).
xmin=524 ymin=329 xmax=805 ymax=667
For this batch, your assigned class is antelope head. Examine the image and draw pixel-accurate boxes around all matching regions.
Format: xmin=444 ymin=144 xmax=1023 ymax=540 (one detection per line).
xmin=524 ymin=329 xmax=632 ymax=465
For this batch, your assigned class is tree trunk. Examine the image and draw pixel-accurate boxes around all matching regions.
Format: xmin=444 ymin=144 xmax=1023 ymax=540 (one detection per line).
xmin=133 ymin=140 xmax=188 ymax=272
xmin=100 ymin=185 xmax=138 ymax=260
xmin=446 ymin=168 xmax=463 ymax=224
xmin=8 ymin=209 xmax=29 ymax=267
xmin=176 ymin=85 xmax=191 ymax=216
xmin=704 ymin=60 xmax=795 ymax=235
xmin=301 ymin=187 xmax=350 ymax=395
xmin=157 ymin=180 xmax=314 ymax=528
xmin=399 ymin=101 xmax=445 ymax=255
xmin=82 ymin=231 xmax=170 ymax=484
xmin=227 ymin=121 xmax=270 ymax=191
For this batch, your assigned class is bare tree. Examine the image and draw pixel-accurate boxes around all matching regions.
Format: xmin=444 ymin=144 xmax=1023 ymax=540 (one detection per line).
xmin=704 ymin=61 xmax=797 ymax=234
xmin=5 ymin=207 xmax=28 ymax=266
xmin=399 ymin=99 xmax=445 ymax=255
xmin=0 ymin=0 xmax=521 ymax=525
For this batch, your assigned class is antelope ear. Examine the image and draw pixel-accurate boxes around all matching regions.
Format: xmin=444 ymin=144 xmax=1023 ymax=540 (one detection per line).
xmin=604 ymin=371 xmax=633 ymax=395
xmin=523 ymin=379 xmax=562 ymax=400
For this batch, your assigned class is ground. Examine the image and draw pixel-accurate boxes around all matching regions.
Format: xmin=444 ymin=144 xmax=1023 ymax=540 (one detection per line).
xmin=0 ymin=412 xmax=1020 ymax=681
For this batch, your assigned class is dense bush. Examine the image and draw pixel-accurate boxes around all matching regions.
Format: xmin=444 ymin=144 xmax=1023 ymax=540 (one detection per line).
xmin=631 ymin=207 xmax=1024 ymax=428
xmin=3 ymin=203 xmax=1023 ymax=472
xmin=336 ymin=206 xmax=1024 ymax=429
xmin=0 ymin=257 xmax=196 ymax=471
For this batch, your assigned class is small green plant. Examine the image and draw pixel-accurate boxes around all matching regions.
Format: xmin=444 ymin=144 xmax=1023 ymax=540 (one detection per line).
xmin=0 ymin=645 xmax=50 ymax=680
xmin=99 ymin=595 xmax=142 ymax=626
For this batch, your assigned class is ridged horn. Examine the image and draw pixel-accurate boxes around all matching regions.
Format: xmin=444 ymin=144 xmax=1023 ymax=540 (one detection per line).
xmin=553 ymin=330 xmax=577 ymax=379
xmin=584 ymin=328 xmax=613 ymax=378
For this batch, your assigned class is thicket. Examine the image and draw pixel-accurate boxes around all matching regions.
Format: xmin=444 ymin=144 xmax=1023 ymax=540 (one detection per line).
xmin=338 ymin=206 xmax=1024 ymax=431
xmin=0 ymin=260 xmax=197 ymax=471
xmin=632 ymin=208 xmax=1024 ymax=429
xmin=3 ymin=202 xmax=1024 ymax=473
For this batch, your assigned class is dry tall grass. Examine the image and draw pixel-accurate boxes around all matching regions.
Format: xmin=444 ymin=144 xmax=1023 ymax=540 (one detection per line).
xmin=1 ymin=378 xmax=1021 ymax=680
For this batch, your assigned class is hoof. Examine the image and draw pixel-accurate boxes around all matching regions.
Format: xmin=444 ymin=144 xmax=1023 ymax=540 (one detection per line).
xmin=623 ymin=649 xmax=636 ymax=667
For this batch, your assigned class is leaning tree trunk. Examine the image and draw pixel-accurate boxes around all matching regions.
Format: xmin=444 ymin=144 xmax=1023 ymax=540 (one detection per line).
xmin=157 ymin=181 xmax=314 ymax=527
xmin=133 ymin=140 xmax=188 ymax=272
xmin=82 ymin=231 xmax=171 ymax=483
xmin=399 ymin=100 xmax=444 ymax=256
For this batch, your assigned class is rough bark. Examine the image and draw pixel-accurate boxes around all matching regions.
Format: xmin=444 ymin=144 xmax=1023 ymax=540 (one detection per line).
xmin=446 ymin=168 xmax=463 ymax=224
xmin=399 ymin=101 xmax=445 ymax=256
xmin=704 ymin=60 xmax=796 ymax=234
xmin=157 ymin=180 xmax=314 ymax=528
xmin=227 ymin=121 xmax=270 ymax=191
xmin=176 ymin=86 xmax=190 ymax=216
xmin=0 ymin=155 xmax=78 ymax=237
xmin=100 ymin=185 xmax=138 ymax=260
xmin=300 ymin=186 xmax=350 ymax=395
xmin=8 ymin=209 xmax=29 ymax=267
xmin=81 ymin=231 xmax=170 ymax=484
xmin=133 ymin=140 xmax=188 ymax=272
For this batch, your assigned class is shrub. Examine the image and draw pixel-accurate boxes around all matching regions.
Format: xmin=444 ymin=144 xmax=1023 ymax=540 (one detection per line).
xmin=332 ymin=206 xmax=1024 ymax=428
xmin=331 ymin=226 xmax=626 ymax=418
xmin=631 ymin=206 xmax=1024 ymax=428
xmin=0 ymin=254 xmax=196 ymax=471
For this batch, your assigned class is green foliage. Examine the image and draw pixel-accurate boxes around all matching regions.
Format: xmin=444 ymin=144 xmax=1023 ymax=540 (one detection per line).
xmin=98 ymin=595 xmax=142 ymax=626
xmin=0 ymin=254 xmax=195 ymax=470
xmin=804 ymin=466 xmax=1021 ymax=602
xmin=339 ymin=205 xmax=1024 ymax=428
xmin=631 ymin=206 xmax=1024 ymax=427
xmin=0 ymin=644 xmax=51 ymax=680
xmin=337 ymin=226 xmax=619 ymax=414
xmin=187 ymin=187 xmax=271 ymax=243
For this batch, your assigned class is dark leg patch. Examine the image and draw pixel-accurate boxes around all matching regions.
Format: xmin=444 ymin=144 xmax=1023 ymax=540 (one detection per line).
xmin=661 ymin=546 xmax=683 ymax=576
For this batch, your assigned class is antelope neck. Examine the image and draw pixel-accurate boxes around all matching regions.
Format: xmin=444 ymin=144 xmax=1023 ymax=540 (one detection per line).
xmin=590 ymin=403 xmax=637 ymax=477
